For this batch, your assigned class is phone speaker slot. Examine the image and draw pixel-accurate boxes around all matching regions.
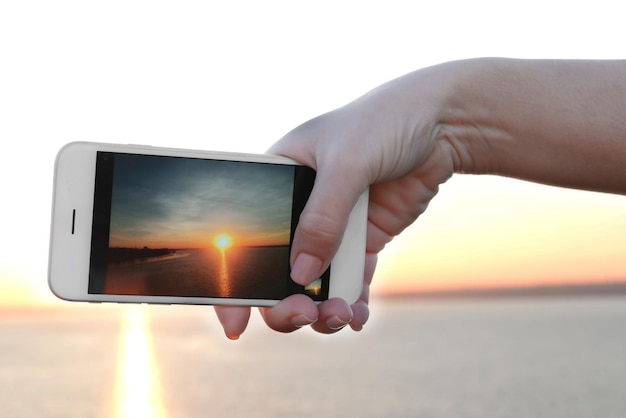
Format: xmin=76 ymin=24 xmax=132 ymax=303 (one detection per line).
xmin=71 ymin=209 xmax=76 ymax=234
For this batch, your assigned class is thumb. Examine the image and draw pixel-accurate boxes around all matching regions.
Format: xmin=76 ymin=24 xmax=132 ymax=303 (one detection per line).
xmin=289 ymin=154 xmax=369 ymax=286
xmin=269 ymin=113 xmax=371 ymax=286
xmin=291 ymin=169 xmax=366 ymax=285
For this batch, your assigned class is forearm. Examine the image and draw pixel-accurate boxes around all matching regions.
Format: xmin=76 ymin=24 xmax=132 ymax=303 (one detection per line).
xmin=437 ymin=58 xmax=626 ymax=194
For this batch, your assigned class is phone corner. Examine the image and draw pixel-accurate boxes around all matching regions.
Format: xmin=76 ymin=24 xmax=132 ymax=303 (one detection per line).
xmin=55 ymin=140 xmax=80 ymax=155
xmin=46 ymin=269 xmax=74 ymax=303
xmin=46 ymin=276 xmax=65 ymax=302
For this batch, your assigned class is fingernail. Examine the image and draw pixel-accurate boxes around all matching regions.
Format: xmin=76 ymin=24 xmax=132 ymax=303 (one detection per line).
xmin=291 ymin=253 xmax=324 ymax=286
xmin=291 ymin=314 xmax=317 ymax=328
xmin=351 ymin=323 xmax=364 ymax=332
xmin=326 ymin=315 xmax=349 ymax=330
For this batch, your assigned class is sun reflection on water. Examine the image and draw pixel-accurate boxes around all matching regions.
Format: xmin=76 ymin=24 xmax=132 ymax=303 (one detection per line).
xmin=115 ymin=306 xmax=165 ymax=418
xmin=218 ymin=249 xmax=231 ymax=297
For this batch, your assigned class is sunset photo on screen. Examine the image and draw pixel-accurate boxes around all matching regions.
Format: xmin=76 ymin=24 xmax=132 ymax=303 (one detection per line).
xmin=101 ymin=154 xmax=296 ymax=299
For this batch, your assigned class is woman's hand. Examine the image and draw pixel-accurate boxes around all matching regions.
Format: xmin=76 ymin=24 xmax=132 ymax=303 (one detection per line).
xmin=214 ymin=63 xmax=460 ymax=338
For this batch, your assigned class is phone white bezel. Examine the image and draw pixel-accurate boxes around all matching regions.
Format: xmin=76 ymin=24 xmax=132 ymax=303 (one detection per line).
xmin=48 ymin=141 xmax=368 ymax=306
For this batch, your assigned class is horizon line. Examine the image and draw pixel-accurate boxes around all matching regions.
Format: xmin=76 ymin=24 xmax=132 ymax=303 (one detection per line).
xmin=375 ymin=280 xmax=626 ymax=300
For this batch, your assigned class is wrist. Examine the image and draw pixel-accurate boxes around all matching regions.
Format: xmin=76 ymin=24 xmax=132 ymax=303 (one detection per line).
xmin=434 ymin=58 xmax=626 ymax=193
xmin=434 ymin=58 xmax=515 ymax=176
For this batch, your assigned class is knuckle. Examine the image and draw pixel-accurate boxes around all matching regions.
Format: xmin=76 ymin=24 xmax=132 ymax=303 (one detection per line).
xmin=297 ymin=212 xmax=344 ymax=248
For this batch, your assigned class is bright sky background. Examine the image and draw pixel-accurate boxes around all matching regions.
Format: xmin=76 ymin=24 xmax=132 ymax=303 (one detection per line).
xmin=1 ymin=1 xmax=625 ymax=306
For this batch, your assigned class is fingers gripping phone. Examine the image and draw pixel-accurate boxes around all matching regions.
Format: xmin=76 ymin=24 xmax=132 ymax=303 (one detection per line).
xmin=48 ymin=142 xmax=368 ymax=307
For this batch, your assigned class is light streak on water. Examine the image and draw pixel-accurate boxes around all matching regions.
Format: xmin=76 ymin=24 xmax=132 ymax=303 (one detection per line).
xmin=219 ymin=249 xmax=231 ymax=297
xmin=115 ymin=306 xmax=165 ymax=418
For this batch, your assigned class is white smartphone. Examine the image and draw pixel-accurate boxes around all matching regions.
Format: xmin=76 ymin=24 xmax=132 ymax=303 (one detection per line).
xmin=48 ymin=142 xmax=368 ymax=307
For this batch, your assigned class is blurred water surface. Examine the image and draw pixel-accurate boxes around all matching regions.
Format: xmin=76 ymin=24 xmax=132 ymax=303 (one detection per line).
xmin=104 ymin=247 xmax=291 ymax=299
xmin=1 ymin=297 xmax=625 ymax=417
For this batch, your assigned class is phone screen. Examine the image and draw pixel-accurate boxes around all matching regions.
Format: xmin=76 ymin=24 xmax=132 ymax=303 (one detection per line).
xmin=87 ymin=151 xmax=328 ymax=301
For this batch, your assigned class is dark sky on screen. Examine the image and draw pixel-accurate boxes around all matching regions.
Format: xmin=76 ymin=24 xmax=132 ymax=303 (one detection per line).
xmin=108 ymin=154 xmax=294 ymax=248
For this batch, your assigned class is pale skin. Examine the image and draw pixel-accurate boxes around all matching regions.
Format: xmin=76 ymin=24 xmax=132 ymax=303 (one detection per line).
xmin=214 ymin=58 xmax=626 ymax=339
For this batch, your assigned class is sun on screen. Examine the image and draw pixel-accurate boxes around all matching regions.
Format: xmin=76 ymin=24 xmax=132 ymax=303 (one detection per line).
xmin=214 ymin=233 xmax=233 ymax=251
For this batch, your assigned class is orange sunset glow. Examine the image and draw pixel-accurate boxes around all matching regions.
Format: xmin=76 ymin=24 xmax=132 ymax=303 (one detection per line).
xmin=373 ymin=176 xmax=626 ymax=294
